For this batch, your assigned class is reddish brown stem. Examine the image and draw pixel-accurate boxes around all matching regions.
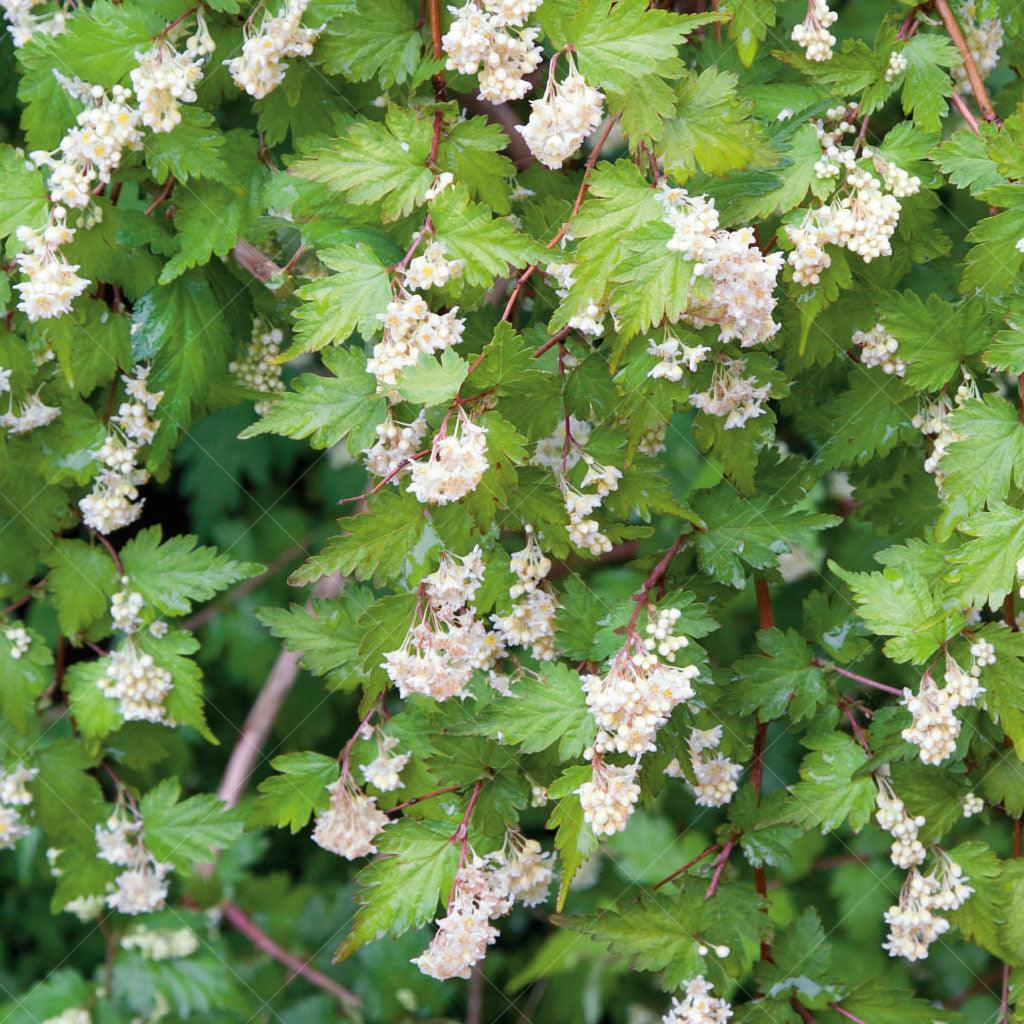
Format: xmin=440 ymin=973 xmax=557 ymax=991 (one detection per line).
xmin=816 ymin=660 xmax=903 ymax=696
xmin=221 ymin=901 xmax=361 ymax=1013
xmin=339 ymin=449 xmax=431 ymax=505
xmin=840 ymin=700 xmax=872 ymax=753
xmin=389 ymin=784 xmax=464 ymax=813
xmin=92 ymin=530 xmax=124 ymax=576
xmin=1003 ymin=593 xmax=1018 ymax=631
xmin=792 ymin=1000 xmax=817 ymax=1024
xmin=281 ymin=243 xmax=308 ymax=276
xmin=533 ymin=326 xmax=573 ymax=359
xmin=950 ymin=92 xmax=981 ymax=135
xmin=157 ymin=4 xmax=197 ymax=38
xmin=144 ymin=176 xmax=175 ymax=216
xmin=652 ymin=843 xmax=720 ymax=890
xmin=625 ymin=532 xmax=692 ymax=636
xmin=704 ymin=839 xmax=736 ymax=900
xmin=934 ymin=0 xmax=1001 ymax=124
xmin=830 ymin=1005 xmax=868 ymax=1024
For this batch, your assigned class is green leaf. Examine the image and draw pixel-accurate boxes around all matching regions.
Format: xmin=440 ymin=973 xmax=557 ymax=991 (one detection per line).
xmin=0 ymin=145 xmax=47 ymax=240
xmin=292 ymin=489 xmax=425 ymax=586
xmin=755 ymin=909 xmax=841 ymax=1008
xmin=946 ymin=840 xmax=1009 ymax=960
xmin=932 ymin=125 xmax=1008 ymax=197
xmin=430 ymin=185 xmax=542 ymax=290
xmin=42 ymin=539 xmax=117 ymax=636
xmin=475 ymin=662 xmax=596 ymax=760
xmin=0 ymin=626 xmax=52 ymax=732
xmin=662 ymin=68 xmax=769 ymax=179
xmin=438 ymin=117 xmax=515 ymax=213
xmin=546 ymin=769 xmax=599 ymax=910
xmin=948 ymin=502 xmax=1024 ymax=610
xmin=960 ymin=203 xmax=1024 ymax=296
xmin=0 ymin=969 xmax=95 ymax=1024
xmin=336 ymin=819 xmax=459 ymax=961
xmin=120 ymin=526 xmax=261 ymax=617
xmin=942 ymin=395 xmax=1024 ymax=514
xmin=725 ymin=0 xmax=777 ymax=67
xmin=248 ymin=751 xmax=340 ymax=833
xmin=832 ymin=981 xmax=946 ymax=1024
xmin=43 ymin=0 xmax=151 ymax=85
xmin=900 ymin=32 xmax=957 ymax=131
xmin=140 ymin=777 xmax=245 ymax=872
xmin=143 ymin=107 xmax=229 ymax=185
xmin=158 ymin=178 xmax=248 ymax=284
xmin=66 ymin=659 xmax=122 ymax=741
xmin=788 ymin=733 xmax=876 ymax=834
xmin=730 ymin=628 xmax=828 ymax=721
xmin=291 ymin=108 xmax=434 ymax=221
xmin=291 ymin=243 xmax=394 ymax=354
xmin=396 ymin=348 xmax=470 ymax=407
xmin=317 ymin=0 xmax=421 ymax=88
xmin=730 ymin=787 xmax=803 ymax=868
xmin=240 ymin=345 xmax=384 ymax=453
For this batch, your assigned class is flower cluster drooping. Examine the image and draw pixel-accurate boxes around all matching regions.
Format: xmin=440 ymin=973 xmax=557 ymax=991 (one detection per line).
xmin=0 ymin=764 xmax=37 ymax=851
xmin=312 ymin=774 xmax=390 ymax=859
xmin=121 ymin=925 xmax=199 ymax=961
xmin=384 ymin=547 xmax=501 ymax=700
xmin=901 ymin=645 xmax=991 ymax=765
xmin=442 ymin=1 xmax=543 ymax=103
xmin=1 ymin=388 xmax=62 ymax=434
xmin=657 ymin=186 xmax=784 ymax=349
xmin=675 ymin=726 xmax=743 ymax=808
xmin=97 ymin=643 xmax=174 ymax=724
xmin=12 ymin=210 xmax=89 ymax=323
xmin=4 ymin=624 xmax=32 ymax=659
xmin=662 ymin=976 xmax=733 ymax=1024
xmin=583 ymin=607 xmax=699 ymax=757
xmin=647 ymin=335 xmax=711 ymax=383
xmin=96 ymin=811 xmax=173 ymax=915
xmin=363 ymin=409 xmax=428 ymax=481
xmin=558 ymin=449 xmax=621 ymax=556
xmin=414 ymin=833 xmax=552 ymax=980
xmin=578 ymin=758 xmax=641 ymax=836
xmin=0 ymin=0 xmax=66 ymax=46
xmin=407 ymin=410 xmax=489 ymax=505
xmin=80 ymin=366 xmax=163 ymax=534
xmin=227 ymin=0 xmax=322 ymax=99
xmin=853 ymin=323 xmax=906 ymax=377
xmin=368 ymin=295 xmax=466 ymax=392
xmin=519 ymin=55 xmax=604 ymax=169
xmin=875 ymin=776 xmax=926 ymax=868
xmin=914 ymin=372 xmax=978 ymax=493
xmin=491 ymin=531 xmax=559 ymax=663
xmin=883 ymin=852 xmax=973 ymax=961
xmin=689 ymin=357 xmax=772 ymax=430
xmin=360 ymin=732 xmax=411 ymax=792
xmin=791 ymin=0 xmax=838 ymax=62
xmin=951 ymin=2 xmax=1002 ymax=95
xmin=405 ymin=241 xmax=464 ymax=292
xmin=131 ymin=16 xmax=215 ymax=133
xmin=230 ymin=319 xmax=287 ymax=415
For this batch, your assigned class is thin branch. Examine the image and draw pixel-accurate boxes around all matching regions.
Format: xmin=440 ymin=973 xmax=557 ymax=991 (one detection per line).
xmin=143 ymin=176 xmax=175 ymax=216
xmin=92 ymin=530 xmax=124 ymax=576
xmin=829 ymin=1005 xmax=868 ymax=1024
xmin=934 ymin=0 xmax=1001 ymax=124
xmin=813 ymin=659 xmax=903 ymax=696
xmin=625 ymin=530 xmax=694 ymax=635
xmin=466 ymin=966 xmax=485 ymax=1024
xmin=532 ymin=326 xmax=573 ymax=359
xmin=652 ymin=843 xmax=721 ymax=890
xmin=704 ymin=839 xmax=736 ymax=900
xmin=216 ymin=573 xmax=342 ymax=808
xmin=220 ymin=901 xmax=361 ymax=1014
xmin=389 ymin=784 xmax=464 ymax=814
xmin=950 ymin=91 xmax=981 ymax=135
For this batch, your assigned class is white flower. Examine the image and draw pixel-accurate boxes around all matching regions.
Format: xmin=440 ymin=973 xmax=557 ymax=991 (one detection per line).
xmin=689 ymin=358 xmax=771 ymax=431
xmin=0 ymin=806 xmax=30 ymax=849
xmin=792 ymin=0 xmax=838 ymax=62
xmin=962 ymin=791 xmax=984 ymax=817
xmin=405 ymin=241 xmax=465 ymax=291
xmin=578 ymin=759 xmax=640 ymax=836
xmin=230 ymin=319 xmax=287 ymax=415
xmin=4 ymin=625 xmax=32 ymax=659
xmin=360 ymin=734 xmax=411 ymax=792
xmin=885 ymin=49 xmax=907 ymax=82
xmin=121 ymin=925 xmax=199 ymax=960
xmin=0 ymin=764 xmax=38 ymax=806
xmin=110 ymin=583 xmax=145 ymax=634
xmin=363 ymin=410 xmax=429 ymax=481
xmin=407 ymin=411 xmax=488 ymax=505
xmin=662 ymin=975 xmax=733 ymax=1024
xmin=13 ymin=209 xmax=88 ymax=322
xmin=952 ymin=3 xmax=1002 ymax=95
xmin=853 ymin=323 xmax=906 ymax=377
xmin=369 ymin=295 xmax=465 ymax=391
xmin=312 ymin=775 xmax=389 ymax=858
xmin=132 ymin=16 xmax=215 ymax=132
xmin=97 ymin=642 xmax=174 ymax=724
xmin=227 ymin=0 xmax=322 ymax=98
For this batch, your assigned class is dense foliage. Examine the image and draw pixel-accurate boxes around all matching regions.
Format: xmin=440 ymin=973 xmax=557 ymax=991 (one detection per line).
xmin=4 ymin=0 xmax=1024 ymax=1021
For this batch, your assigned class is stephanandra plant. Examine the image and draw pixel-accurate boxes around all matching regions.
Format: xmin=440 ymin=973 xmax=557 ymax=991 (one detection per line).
xmin=3 ymin=0 xmax=1024 ymax=1021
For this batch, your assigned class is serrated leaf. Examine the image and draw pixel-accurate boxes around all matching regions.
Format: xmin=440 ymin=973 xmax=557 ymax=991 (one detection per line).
xmin=317 ymin=0 xmax=421 ymax=88
xmin=396 ymin=348 xmax=469 ymax=407
xmin=932 ymin=125 xmax=1008 ymax=197
xmin=248 ymin=751 xmax=340 ymax=833
xmin=42 ymin=538 xmax=117 ymax=636
xmin=948 ymin=501 xmax=1024 ymax=610
xmin=0 ymin=145 xmax=47 ymax=241
xmin=788 ymin=733 xmax=876 ymax=834
xmin=900 ymin=32 xmax=957 ymax=130
xmin=730 ymin=628 xmax=828 ymax=721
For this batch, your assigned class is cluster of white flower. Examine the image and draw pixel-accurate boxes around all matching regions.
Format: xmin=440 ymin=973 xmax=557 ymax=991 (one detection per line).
xmin=364 ymin=410 xmax=428 ymax=481
xmin=384 ymin=547 xmax=501 ymax=700
xmin=686 ymin=726 xmax=743 ymax=807
xmin=227 ymin=0 xmax=321 ymax=99
xmin=12 ymin=210 xmax=89 ymax=323
xmin=885 ymin=49 xmax=908 ymax=82
xmin=97 ymin=642 xmax=174 ymax=724
xmin=913 ymin=372 xmax=978 ymax=492
xmin=111 ymin=581 xmax=145 ymax=634
xmin=557 ymin=450 xmax=621 ymax=556
xmin=414 ymin=835 xmax=550 ymax=982
xmin=442 ymin=1 xmax=543 ymax=103
xmin=4 ymin=624 xmax=32 ymax=659
xmin=657 ymin=186 xmax=784 ymax=348
xmin=902 ymin=645 xmax=991 ymax=765
xmin=40 ymin=1008 xmax=90 ymax=1024
xmin=883 ymin=852 xmax=972 ymax=961
xmin=791 ymin=0 xmax=838 ymax=62
xmin=230 ymin=319 xmax=286 ymax=415
xmin=1 ymin=389 xmax=63 ymax=434
xmin=408 ymin=410 xmax=488 ymax=505
xmin=583 ymin=608 xmax=699 ymax=757
xmin=312 ymin=774 xmax=389 ymax=858
xmin=369 ymin=295 xmax=466 ymax=392
xmin=578 ymin=758 xmax=641 ymax=836
xmin=405 ymin=242 xmax=465 ymax=292
xmin=0 ymin=763 xmax=37 ymax=851
xmin=121 ymin=925 xmax=199 ymax=961
xmin=853 ymin=323 xmax=906 ymax=377
xmin=131 ymin=16 xmax=215 ymax=133
xmin=519 ymin=56 xmax=604 ymax=169
xmin=0 ymin=0 xmax=66 ymax=47
xmin=96 ymin=812 xmax=173 ymax=915
xmin=647 ymin=336 xmax=711 ymax=383
xmin=962 ymin=791 xmax=984 ymax=817
xmin=547 ymin=262 xmax=576 ymax=298
xmin=425 ymin=171 xmax=456 ymax=201
xmin=80 ymin=366 xmax=163 ymax=534
xmin=361 ymin=732 xmax=411 ymax=792
xmin=689 ymin=357 xmax=772 ymax=430
xmin=46 ymin=848 xmax=105 ymax=920
xmin=491 ymin=528 xmax=559 ymax=661
xmin=662 ymin=975 xmax=733 ymax=1024
xmin=532 ymin=416 xmax=590 ymax=470
xmin=952 ymin=2 xmax=1003 ymax=95
xmin=875 ymin=776 xmax=926 ymax=868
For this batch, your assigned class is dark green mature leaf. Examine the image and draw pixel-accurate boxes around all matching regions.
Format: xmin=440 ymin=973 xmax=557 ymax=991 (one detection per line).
xmin=248 ymin=751 xmax=340 ymax=833
xmin=946 ymin=841 xmax=1009 ymax=960
xmin=317 ymin=0 xmax=421 ymax=88
xmin=788 ymin=734 xmax=876 ymax=833
xmin=755 ymin=909 xmax=841 ymax=1008
xmin=120 ymin=526 xmax=261 ymax=616
xmin=943 ymin=395 xmax=1024 ymax=514
xmin=932 ymin=125 xmax=1007 ymax=197
xmin=948 ymin=502 xmax=1024 ymax=610
xmin=0 ymin=626 xmax=52 ymax=732
xmin=731 ymin=628 xmax=828 ymax=721
xmin=240 ymin=345 xmax=384 ymax=453
xmin=140 ymin=777 xmax=244 ymax=871
xmin=336 ymin=819 xmax=459 ymax=961
xmin=900 ymin=32 xmax=957 ymax=130
xmin=42 ymin=538 xmax=117 ymax=636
